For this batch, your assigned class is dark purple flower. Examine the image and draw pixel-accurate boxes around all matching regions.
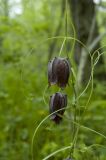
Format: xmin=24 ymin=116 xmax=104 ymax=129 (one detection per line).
xmin=49 ymin=92 xmax=67 ymax=124
xmin=48 ymin=57 xmax=70 ymax=88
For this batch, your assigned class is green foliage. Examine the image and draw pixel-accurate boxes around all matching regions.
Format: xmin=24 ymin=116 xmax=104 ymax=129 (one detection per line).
xmin=0 ymin=0 xmax=106 ymax=160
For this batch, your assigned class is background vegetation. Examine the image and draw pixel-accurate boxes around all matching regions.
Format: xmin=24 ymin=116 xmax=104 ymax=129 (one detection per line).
xmin=0 ymin=0 xmax=106 ymax=160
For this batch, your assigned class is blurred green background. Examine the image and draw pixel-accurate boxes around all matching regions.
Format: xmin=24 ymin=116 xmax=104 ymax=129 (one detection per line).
xmin=0 ymin=0 xmax=106 ymax=160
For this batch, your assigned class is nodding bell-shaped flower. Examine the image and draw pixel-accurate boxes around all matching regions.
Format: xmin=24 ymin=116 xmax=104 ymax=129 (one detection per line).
xmin=48 ymin=57 xmax=70 ymax=88
xmin=49 ymin=92 xmax=67 ymax=124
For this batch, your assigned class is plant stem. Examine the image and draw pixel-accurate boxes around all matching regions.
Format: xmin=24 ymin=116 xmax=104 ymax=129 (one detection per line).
xmin=69 ymin=69 xmax=79 ymax=158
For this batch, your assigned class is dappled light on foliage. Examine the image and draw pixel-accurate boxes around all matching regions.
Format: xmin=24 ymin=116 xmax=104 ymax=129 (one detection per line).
xmin=0 ymin=0 xmax=106 ymax=160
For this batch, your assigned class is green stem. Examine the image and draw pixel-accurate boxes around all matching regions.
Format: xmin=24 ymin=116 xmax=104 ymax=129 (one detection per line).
xmin=69 ymin=69 xmax=79 ymax=157
xmin=65 ymin=0 xmax=68 ymax=57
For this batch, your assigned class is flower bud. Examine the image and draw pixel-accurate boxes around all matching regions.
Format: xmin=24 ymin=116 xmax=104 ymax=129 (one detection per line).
xmin=49 ymin=92 xmax=67 ymax=124
xmin=48 ymin=57 xmax=70 ymax=88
